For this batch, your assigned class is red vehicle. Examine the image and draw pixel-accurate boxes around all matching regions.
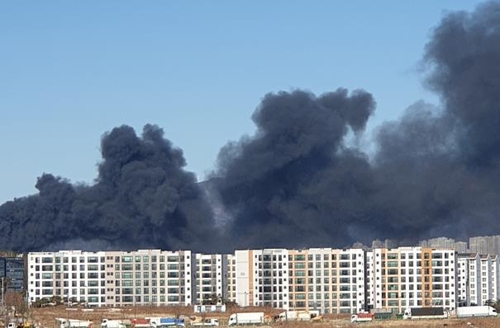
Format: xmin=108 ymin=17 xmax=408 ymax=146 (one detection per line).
xmin=350 ymin=312 xmax=374 ymax=323
xmin=131 ymin=319 xmax=150 ymax=328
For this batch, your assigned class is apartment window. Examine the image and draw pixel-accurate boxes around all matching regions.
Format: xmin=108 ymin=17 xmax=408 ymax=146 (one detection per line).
xmin=122 ymin=256 xmax=132 ymax=263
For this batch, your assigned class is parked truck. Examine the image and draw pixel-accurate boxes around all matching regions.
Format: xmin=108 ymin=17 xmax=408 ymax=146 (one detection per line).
xmin=149 ymin=318 xmax=185 ymax=328
xmin=101 ymin=319 xmax=126 ymax=328
xmin=131 ymin=319 xmax=150 ymax=328
xmin=403 ymin=307 xmax=448 ymax=320
xmin=55 ymin=319 xmax=93 ymax=328
xmin=350 ymin=312 xmax=374 ymax=323
xmin=456 ymin=306 xmax=498 ymax=318
xmin=228 ymin=312 xmax=265 ymax=326
xmin=278 ymin=310 xmax=320 ymax=322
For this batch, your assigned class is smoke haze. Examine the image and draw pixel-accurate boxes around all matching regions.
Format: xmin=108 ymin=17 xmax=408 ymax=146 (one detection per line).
xmin=1 ymin=2 xmax=500 ymax=252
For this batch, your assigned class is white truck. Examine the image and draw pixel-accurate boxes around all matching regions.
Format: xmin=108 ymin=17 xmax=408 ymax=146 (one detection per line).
xmin=456 ymin=306 xmax=498 ymax=318
xmin=228 ymin=312 xmax=265 ymax=326
xmin=278 ymin=310 xmax=320 ymax=322
xmin=55 ymin=319 xmax=93 ymax=328
xmin=403 ymin=307 xmax=448 ymax=320
xmin=148 ymin=318 xmax=185 ymax=328
xmin=101 ymin=319 xmax=126 ymax=328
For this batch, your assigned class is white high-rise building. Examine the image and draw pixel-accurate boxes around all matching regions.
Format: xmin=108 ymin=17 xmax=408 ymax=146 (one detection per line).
xmin=490 ymin=255 xmax=500 ymax=303
xmin=469 ymin=235 xmax=500 ymax=255
xmin=287 ymin=248 xmax=365 ymax=314
xmin=234 ymin=249 xmax=290 ymax=309
xmin=226 ymin=254 xmax=237 ymax=303
xmin=457 ymin=254 xmax=472 ymax=306
xmin=477 ymin=254 xmax=499 ymax=305
xmin=27 ymin=249 xmax=194 ymax=307
xmin=27 ymin=250 xmax=108 ymax=306
xmin=419 ymin=237 xmax=468 ymax=253
xmin=456 ymin=252 xmax=500 ymax=307
xmin=233 ymin=248 xmax=365 ymax=314
xmin=28 ymin=245 xmax=500 ymax=314
xmin=194 ymin=253 xmax=228 ymax=305
xmin=367 ymin=247 xmax=457 ymax=313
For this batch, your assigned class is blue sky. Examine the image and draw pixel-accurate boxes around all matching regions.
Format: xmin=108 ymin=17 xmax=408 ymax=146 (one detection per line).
xmin=0 ymin=1 xmax=481 ymax=204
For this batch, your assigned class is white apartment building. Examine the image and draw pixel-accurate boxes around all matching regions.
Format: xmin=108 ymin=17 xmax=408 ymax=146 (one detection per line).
xmin=469 ymin=236 xmax=500 ymax=255
xmin=233 ymin=249 xmax=290 ymax=309
xmin=490 ymin=255 xmax=500 ymax=303
xmin=233 ymin=248 xmax=365 ymax=314
xmin=457 ymin=254 xmax=473 ymax=306
xmin=479 ymin=254 xmax=493 ymax=306
xmin=457 ymin=253 xmax=500 ymax=306
xmin=226 ymin=254 xmax=236 ymax=302
xmin=459 ymin=253 xmax=482 ymax=306
xmin=478 ymin=254 xmax=500 ymax=305
xmin=194 ymin=253 xmax=228 ymax=305
xmin=27 ymin=246 xmax=490 ymax=313
xmin=420 ymin=237 xmax=468 ymax=253
xmin=27 ymin=249 xmax=194 ymax=307
xmin=27 ymin=250 xmax=108 ymax=306
xmin=367 ymin=247 xmax=457 ymax=313
xmin=288 ymin=248 xmax=365 ymax=314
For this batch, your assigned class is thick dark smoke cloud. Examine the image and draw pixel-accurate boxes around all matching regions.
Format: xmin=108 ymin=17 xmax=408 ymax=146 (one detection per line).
xmin=424 ymin=1 xmax=500 ymax=166
xmin=0 ymin=124 xmax=222 ymax=252
xmin=1 ymin=2 xmax=500 ymax=252
xmin=211 ymin=1 xmax=500 ymax=249
xmin=211 ymin=89 xmax=377 ymax=248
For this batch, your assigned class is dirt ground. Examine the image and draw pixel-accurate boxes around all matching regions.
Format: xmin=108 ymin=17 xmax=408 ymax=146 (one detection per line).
xmin=20 ymin=306 xmax=500 ymax=328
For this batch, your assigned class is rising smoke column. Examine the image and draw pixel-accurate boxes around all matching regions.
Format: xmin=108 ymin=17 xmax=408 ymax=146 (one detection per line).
xmin=0 ymin=124 xmax=222 ymax=252
xmin=372 ymin=1 xmax=500 ymax=240
xmin=213 ymin=1 xmax=500 ymax=249
xmin=424 ymin=1 xmax=500 ymax=166
xmin=212 ymin=88 xmax=378 ymax=248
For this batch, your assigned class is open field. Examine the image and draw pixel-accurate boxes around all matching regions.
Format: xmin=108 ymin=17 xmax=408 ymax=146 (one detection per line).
xmin=20 ymin=306 xmax=500 ymax=328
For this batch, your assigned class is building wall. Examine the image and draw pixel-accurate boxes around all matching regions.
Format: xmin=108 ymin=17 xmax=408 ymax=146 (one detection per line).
xmin=234 ymin=250 xmax=252 ymax=307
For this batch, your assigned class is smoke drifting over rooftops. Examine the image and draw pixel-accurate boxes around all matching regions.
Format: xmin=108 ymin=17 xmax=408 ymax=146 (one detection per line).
xmin=2 ymin=2 xmax=500 ymax=252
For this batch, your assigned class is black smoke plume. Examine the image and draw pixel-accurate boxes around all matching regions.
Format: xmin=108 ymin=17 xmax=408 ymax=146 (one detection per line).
xmin=211 ymin=1 xmax=500 ymax=249
xmin=2 ymin=2 xmax=500 ymax=252
xmin=0 ymin=124 xmax=222 ymax=252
